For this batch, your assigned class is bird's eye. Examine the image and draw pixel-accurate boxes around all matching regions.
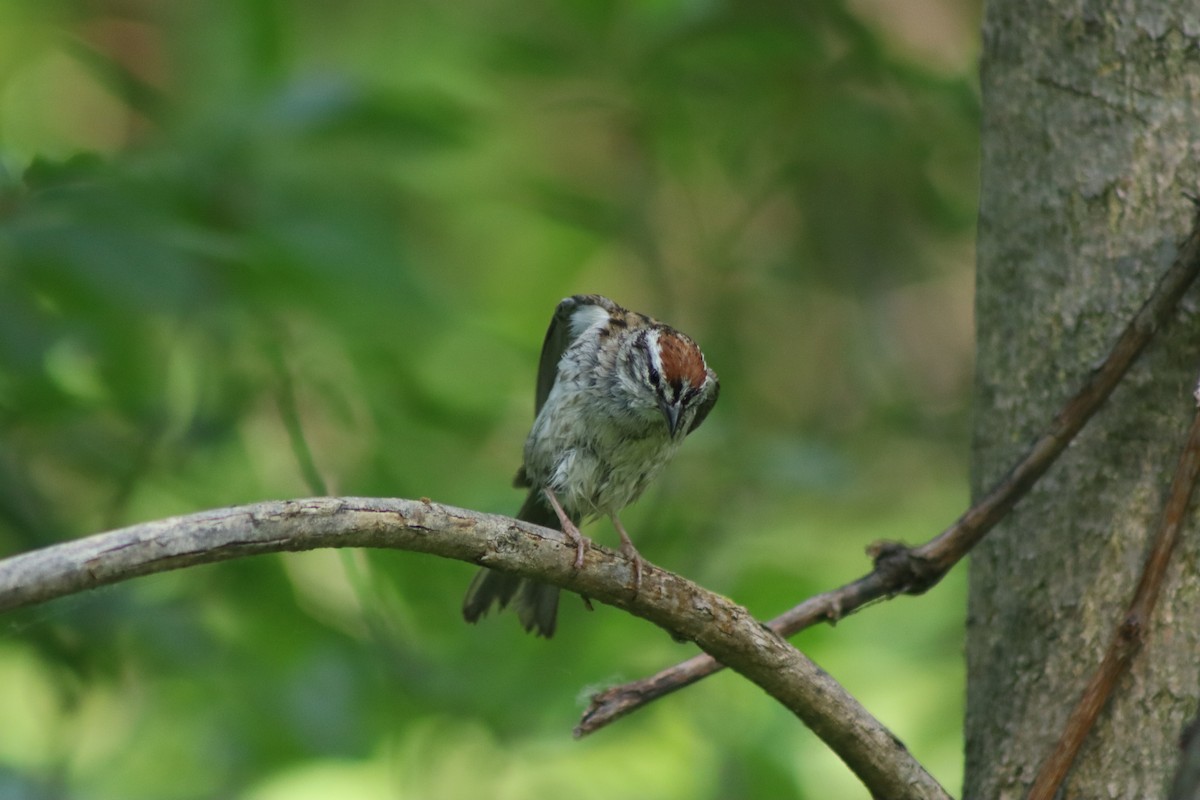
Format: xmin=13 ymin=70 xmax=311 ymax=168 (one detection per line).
xmin=636 ymin=333 xmax=660 ymax=387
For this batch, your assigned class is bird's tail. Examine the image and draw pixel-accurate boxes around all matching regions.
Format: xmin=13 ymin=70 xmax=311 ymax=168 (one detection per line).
xmin=461 ymin=491 xmax=569 ymax=638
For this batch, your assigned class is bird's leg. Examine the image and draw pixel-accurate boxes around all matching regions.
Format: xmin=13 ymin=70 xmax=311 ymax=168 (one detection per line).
xmin=543 ymin=488 xmax=588 ymax=569
xmin=610 ymin=515 xmax=644 ymax=594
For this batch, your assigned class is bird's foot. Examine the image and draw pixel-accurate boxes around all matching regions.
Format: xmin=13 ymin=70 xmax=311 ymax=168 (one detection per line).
xmin=621 ymin=543 xmax=645 ymax=595
xmin=543 ymin=488 xmax=590 ymax=569
xmin=562 ymin=518 xmax=590 ymax=571
xmin=613 ymin=516 xmax=644 ymax=595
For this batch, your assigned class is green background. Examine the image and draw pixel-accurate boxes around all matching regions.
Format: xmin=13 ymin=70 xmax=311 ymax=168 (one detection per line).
xmin=0 ymin=1 xmax=980 ymax=797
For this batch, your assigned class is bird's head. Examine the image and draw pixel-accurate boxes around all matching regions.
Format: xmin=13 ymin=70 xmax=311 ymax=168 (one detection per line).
xmin=630 ymin=327 xmax=719 ymax=438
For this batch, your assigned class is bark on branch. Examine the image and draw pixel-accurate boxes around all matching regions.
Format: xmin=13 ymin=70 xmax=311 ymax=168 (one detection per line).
xmin=0 ymin=497 xmax=950 ymax=800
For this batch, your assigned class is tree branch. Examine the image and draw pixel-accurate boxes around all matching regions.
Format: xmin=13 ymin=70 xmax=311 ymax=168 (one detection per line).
xmin=0 ymin=497 xmax=950 ymax=800
xmin=1028 ymin=385 xmax=1200 ymax=800
xmin=577 ymin=205 xmax=1200 ymax=737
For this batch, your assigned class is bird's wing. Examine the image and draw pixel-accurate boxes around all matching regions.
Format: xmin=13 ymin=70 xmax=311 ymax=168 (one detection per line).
xmin=533 ymin=294 xmax=621 ymax=415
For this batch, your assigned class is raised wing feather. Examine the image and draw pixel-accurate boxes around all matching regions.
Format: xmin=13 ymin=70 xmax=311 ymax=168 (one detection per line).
xmin=533 ymin=295 xmax=621 ymax=414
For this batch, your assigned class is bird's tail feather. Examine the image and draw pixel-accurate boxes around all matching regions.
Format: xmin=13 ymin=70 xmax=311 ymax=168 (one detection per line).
xmin=461 ymin=491 xmax=571 ymax=638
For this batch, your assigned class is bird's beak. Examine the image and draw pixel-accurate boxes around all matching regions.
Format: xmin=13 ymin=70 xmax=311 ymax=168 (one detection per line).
xmin=660 ymin=397 xmax=682 ymax=437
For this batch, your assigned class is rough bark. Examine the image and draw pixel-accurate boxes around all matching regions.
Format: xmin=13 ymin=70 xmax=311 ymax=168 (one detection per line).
xmin=0 ymin=497 xmax=949 ymax=800
xmin=968 ymin=2 xmax=1200 ymax=798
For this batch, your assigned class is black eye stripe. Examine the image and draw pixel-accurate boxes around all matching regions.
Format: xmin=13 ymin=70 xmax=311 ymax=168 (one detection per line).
xmin=636 ymin=332 xmax=661 ymax=386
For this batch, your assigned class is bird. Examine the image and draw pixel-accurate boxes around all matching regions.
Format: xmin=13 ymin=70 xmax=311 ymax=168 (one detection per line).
xmin=462 ymin=294 xmax=719 ymax=637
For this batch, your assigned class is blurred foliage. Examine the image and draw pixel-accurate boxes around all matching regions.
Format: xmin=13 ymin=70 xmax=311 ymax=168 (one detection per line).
xmin=0 ymin=0 xmax=979 ymax=798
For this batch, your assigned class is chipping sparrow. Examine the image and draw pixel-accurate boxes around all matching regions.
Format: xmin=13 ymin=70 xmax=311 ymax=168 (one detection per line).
xmin=462 ymin=294 xmax=719 ymax=637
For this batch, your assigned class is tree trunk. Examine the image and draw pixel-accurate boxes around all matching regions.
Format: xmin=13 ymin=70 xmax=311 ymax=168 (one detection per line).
xmin=967 ymin=2 xmax=1200 ymax=797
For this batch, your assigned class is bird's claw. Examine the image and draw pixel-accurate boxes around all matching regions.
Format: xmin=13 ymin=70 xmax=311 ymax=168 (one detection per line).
xmin=620 ymin=539 xmax=644 ymax=596
xmin=543 ymin=488 xmax=590 ymax=570
xmin=563 ymin=519 xmax=590 ymax=570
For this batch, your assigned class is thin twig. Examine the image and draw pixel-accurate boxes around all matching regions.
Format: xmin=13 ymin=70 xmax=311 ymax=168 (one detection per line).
xmin=577 ymin=208 xmax=1200 ymax=737
xmin=0 ymin=497 xmax=950 ymax=800
xmin=1027 ymin=389 xmax=1200 ymax=800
